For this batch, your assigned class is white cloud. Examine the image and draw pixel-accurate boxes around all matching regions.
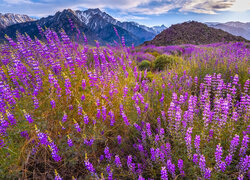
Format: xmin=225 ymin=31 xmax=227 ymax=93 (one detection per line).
xmin=0 ymin=0 xmax=248 ymax=17
xmin=115 ymin=15 xmax=149 ymax=22
xmin=228 ymin=0 xmax=250 ymax=11
xmin=3 ymin=0 xmax=33 ymax=4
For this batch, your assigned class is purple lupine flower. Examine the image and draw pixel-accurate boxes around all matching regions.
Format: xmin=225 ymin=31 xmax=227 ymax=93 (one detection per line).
xmin=178 ymin=159 xmax=185 ymax=176
xmin=117 ymin=135 xmax=122 ymax=145
xmin=159 ymin=128 xmax=165 ymax=139
xmin=74 ymin=122 xmax=81 ymax=132
xmin=150 ymin=148 xmax=156 ymax=161
xmin=7 ymin=112 xmax=16 ymax=125
xmin=204 ymin=168 xmax=211 ymax=179
xmin=81 ymin=94 xmax=85 ymax=101
xmin=50 ymin=99 xmax=56 ymax=109
xmin=20 ymin=131 xmax=29 ymax=139
xmin=106 ymin=164 xmax=113 ymax=180
xmin=78 ymin=104 xmax=83 ymax=116
xmin=239 ymin=135 xmax=249 ymax=157
xmin=237 ymin=155 xmax=250 ymax=180
xmin=69 ymin=105 xmax=73 ymax=110
xmin=37 ymin=131 xmax=48 ymax=146
xmin=0 ymin=138 xmax=5 ymax=148
xmin=135 ymin=105 xmax=141 ymax=116
xmin=199 ymin=154 xmax=206 ymax=173
xmin=167 ymin=159 xmax=176 ymax=179
xmin=144 ymin=102 xmax=149 ymax=112
xmin=138 ymin=144 xmax=144 ymax=153
xmin=141 ymin=131 xmax=146 ymax=141
xmin=83 ymin=114 xmax=89 ymax=124
xmin=229 ymin=134 xmax=240 ymax=155
xmin=127 ymin=155 xmax=135 ymax=172
xmin=96 ymin=108 xmax=101 ymax=119
xmin=115 ymin=155 xmax=122 ymax=168
xmin=62 ymin=113 xmax=67 ymax=122
xmin=109 ymin=110 xmax=115 ymax=126
xmin=102 ymin=106 xmax=107 ymax=121
xmin=121 ymin=111 xmax=130 ymax=126
xmin=146 ymin=123 xmax=152 ymax=137
xmin=185 ymin=127 xmax=193 ymax=159
xmin=65 ymin=78 xmax=72 ymax=97
xmin=84 ymin=157 xmax=95 ymax=173
xmin=138 ymin=175 xmax=145 ymax=180
xmin=215 ymin=144 xmax=223 ymax=170
xmin=67 ymin=135 xmax=74 ymax=147
xmin=54 ymin=170 xmax=62 ymax=180
xmin=24 ymin=113 xmax=34 ymax=123
xmin=134 ymin=123 xmax=142 ymax=131
xmin=225 ymin=154 xmax=232 ymax=166
xmin=161 ymin=166 xmax=168 ymax=180
xmin=82 ymin=79 xmax=86 ymax=90
xmin=155 ymin=134 xmax=160 ymax=144
xmin=32 ymin=96 xmax=39 ymax=109
xmin=220 ymin=161 xmax=226 ymax=172
xmin=194 ymin=135 xmax=200 ymax=154
xmin=165 ymin=143 xmax=172 ymax=159
xmin=104 ymin=146 xmax=112 ymax=162
xmin=49 ymin=141 xmax=62 ymax=162
xmin=193 ymin=153 xmax=199 ymax=164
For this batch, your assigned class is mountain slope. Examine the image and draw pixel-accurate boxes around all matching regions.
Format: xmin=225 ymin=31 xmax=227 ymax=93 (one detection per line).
xmin=143 ymin=21 xmax=248 ymax=46
xmin=0 ymin=13 xmax=34 ymax=28
xmin=75 ymin=8 xmax=155 ymax=44
xmin=207 ymin=21 xmax=250 ymax=40
xmin=1 ymin=9 xmax=101 ymax=45
xmin=0 ymin=8 xmax=158 ymax=46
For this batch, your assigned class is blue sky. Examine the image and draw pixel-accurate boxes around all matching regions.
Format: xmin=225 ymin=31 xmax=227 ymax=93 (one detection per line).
xmin=0 ymin=0 xmax=249 ymax=27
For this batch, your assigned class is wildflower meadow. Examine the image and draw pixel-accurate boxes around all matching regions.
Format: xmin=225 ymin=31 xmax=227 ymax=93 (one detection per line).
xmin=0 ymin=27 xmax=249 ymax=179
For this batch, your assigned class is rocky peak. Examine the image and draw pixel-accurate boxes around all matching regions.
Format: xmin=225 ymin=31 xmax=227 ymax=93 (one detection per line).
xmin=0 ymin=13 xmax=35 ymax=27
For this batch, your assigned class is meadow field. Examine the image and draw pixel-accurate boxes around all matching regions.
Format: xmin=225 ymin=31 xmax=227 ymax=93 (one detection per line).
xmin=0 ymin=29 xmax=249 ymax=179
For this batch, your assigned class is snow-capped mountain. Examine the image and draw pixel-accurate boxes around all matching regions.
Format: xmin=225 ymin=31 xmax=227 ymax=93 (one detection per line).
xmin=76 ymin=8 xmax=118 ymax=27
xmin=75 ymin=8 xmax=156 ymax=41
xmin=151 ymin=25 xmax=167 ymax=34
xmin=0 ymin=8 xmax=165 ymax=45
xmin=0 ymin=13 xmax=35 ymax=28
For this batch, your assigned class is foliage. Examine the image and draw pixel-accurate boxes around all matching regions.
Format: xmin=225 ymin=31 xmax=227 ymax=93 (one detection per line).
xmin=0 ymin=30 xmax=249 ymax=180
xmin=148 ymin=51 xmax=161 ymax=57
xmin=153 ymin=54 xmax=177 ymax=71
xmin=139 ymin=60 xmax=151 ymax=71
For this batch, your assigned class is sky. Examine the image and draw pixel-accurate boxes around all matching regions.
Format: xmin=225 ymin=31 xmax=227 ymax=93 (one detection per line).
xmin=0 ymin=0 xmax=249 ymax=27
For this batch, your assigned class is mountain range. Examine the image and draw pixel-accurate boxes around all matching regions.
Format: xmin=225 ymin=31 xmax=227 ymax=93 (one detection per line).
xmin=206 ymin=21 xmax=250 ymax=40
xmin=0 ymin=13 xmax=35 ymax=28
xmin=0 ymin=9 xmax=166 ymax=46
xmin=0 ymin=9 xmax=249 ymax=46
xmin=143 ymin=21 xmax=248 ymax=46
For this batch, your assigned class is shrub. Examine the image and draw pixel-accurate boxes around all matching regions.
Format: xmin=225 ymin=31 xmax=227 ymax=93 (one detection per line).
xmin=153 ymin=54 xmax=177 ymax=71
xmin=148 ymin=51 xmax=160 ymax=57
xmin=139 ymin=60 xmax=151 ymax=71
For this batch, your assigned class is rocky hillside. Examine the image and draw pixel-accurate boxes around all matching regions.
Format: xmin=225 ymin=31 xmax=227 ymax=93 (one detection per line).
xmin=0 ymin=13 xmax=34 ymax=28
xmin=0 ymin=9 xmax=159 ymax=46
xmin=143 ymin=21 xmax=248 ymax=46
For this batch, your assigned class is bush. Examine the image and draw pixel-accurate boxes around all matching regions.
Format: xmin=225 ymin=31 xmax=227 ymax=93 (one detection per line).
xmin=139 ymin=60 xmax=151 ymax=71
xmin=153 ymin=54 xmax=177 ymax=71
xmin=148 ymin=51 xmax=160 ymax=57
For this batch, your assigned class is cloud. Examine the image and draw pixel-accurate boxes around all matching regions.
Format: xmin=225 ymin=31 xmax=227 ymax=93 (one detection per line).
xmin=115 ymin=15 xmax=149 ymax=22
xmin=3 ymin=0 xmax=33 ymax=4
xmin=0 ymin=0 xmax=248 ymax=17
xmin=179 ymin=0 xmax=236 ymax=14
